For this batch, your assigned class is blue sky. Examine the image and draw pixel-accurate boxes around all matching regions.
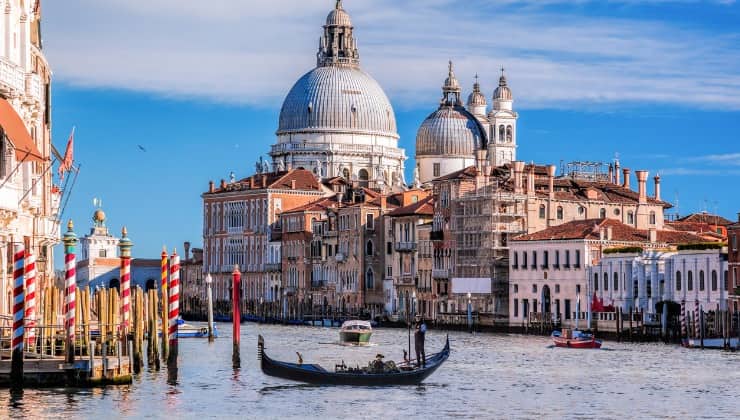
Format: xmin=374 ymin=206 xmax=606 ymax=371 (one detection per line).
xmin=44 ymin=0 xmax=740 ymax=262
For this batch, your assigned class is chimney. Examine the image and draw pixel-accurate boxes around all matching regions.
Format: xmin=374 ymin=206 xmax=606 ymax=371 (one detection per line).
xmin=653 ymin=174 xmax=661 ymax=201
xmin=262 ymin=175 xmax=268 ymax=188
xmin=380 ymin=195 xmax=387 ymax=212
xmin=512 ymin=161 xmax=525 ymax=194
xmin=622 ymin=168 xmax=631 ymax=189
xmin=547 ymin=165 xmax=556 ymax=198
xmin=184 ymin=241 xmax=191 ymax=261
xmin=291 ymin=179 xmax=297 ymax=190
xmin=526 ymin=164 xmax=536 ymax=197
xmin=649 ymin=228 xmax=657 ymax=243
xmin=209 ymin=180 xmax=215 ymax=193
xmin=475 ymin=149 xmax=487 ymax=173
xmin=615 ymin=160 xmax=621 ymax=185
xmin=599 ymin=227 xmax=605 ymax=241
xmin=608 ymin=164 xmax=614 ymax=184
xmin=635 ymin=170 xmax=648 ymax=204
xmin=606 ymin=226 xmax=613 ymax=241
xmin=220 ymin=179 xmax=226 ymax=189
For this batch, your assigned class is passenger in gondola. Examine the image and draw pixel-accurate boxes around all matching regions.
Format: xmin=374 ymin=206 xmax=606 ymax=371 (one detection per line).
xmin=372 ymin=354 xmax=385 ymax=372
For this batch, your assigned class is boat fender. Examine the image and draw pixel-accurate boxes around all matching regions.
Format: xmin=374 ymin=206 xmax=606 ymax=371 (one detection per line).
xmin=200 ymin=327 xmax=208 ymax=335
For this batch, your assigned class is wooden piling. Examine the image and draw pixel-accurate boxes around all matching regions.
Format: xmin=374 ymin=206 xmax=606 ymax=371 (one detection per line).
xmin=133 ymin=287 xmax=143 ymax=374
xmin=699 ymin=309 xmax=704 ymax=349
xmin=147 ymin=288 xmax=160 ymax=370
xmin=232 ymin=265 xmax=241 ymax=369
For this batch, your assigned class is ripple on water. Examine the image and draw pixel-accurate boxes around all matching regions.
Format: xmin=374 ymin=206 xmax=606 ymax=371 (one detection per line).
xmin=0 ymin=325 xmax=738 ymax=419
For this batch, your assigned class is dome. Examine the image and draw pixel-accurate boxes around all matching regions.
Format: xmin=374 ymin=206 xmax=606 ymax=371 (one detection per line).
xmin=467 ymin=80 xmax=487 ymax=107
xmin=494 ymin=73 xmax=513 ymax=101
xmin=278 ymin=66 xmax=398 ymax=138
xmin=326 ymin=7 xmax=351 ymax=27
xmin=416 ymin=106 xmax=484 ymax=156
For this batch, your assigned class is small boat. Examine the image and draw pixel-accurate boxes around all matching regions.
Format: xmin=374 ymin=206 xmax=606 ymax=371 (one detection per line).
xmin=157 ymin=319 xmax=218 ymax=338
xmin=682 ymin=337 xmax=739 ymax=349
xmin=552 ymin=329 xmax=602 ymax=349
xmin=257 ymin=335 xmax=450 ymax=386
xmin=339 ymin=320 xmax=372 ymax=344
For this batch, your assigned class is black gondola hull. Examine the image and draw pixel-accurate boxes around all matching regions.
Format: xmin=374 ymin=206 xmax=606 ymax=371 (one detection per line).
xmin=258 ymin=336 xmax=449 ymax=386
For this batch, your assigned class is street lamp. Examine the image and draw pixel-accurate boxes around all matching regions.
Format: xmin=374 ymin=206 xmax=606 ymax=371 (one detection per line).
xmin=205 ymin=273 xmax=214 ymax=342
xmin=467 ymin=292 xmax=472 ymax=333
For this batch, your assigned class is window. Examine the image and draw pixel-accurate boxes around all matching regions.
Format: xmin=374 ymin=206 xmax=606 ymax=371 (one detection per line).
xmin=387 ymin=242 xmax=392 ymax=255
xmin=554 ymin=251 xmax=560 ymax=269
xmin=600 ymin=208 xmax=606 ymax=218
xmin=513 ymin=284 xmax=519 ymax=293
xmin=523 ymin=299 xmax=529 ymax=318
xmin=512 ymin=252 xmax=519 ymax=269
xmin=506 ymin=125 xmax=513 ymax=142
xmin=647 ymin=278 xmax=652 ymax=298
xmin=603 ymin=273 xmax=609 ymax=291
xmin=539 ymin=205 xmax=546 ymax=219
xmin=514 ymin=299 xmax=519 ymax=317
xmin=533 ymin=299 xmax=538 ymax=313
xmin=557 ymin=206 xmax=564 ymax=220
xmin=366 ymin=213 xmax=374 ymax=230
xmin=699 ymin=270 xmax=705 ymax=291
xmin=574 ymin=250 xmax=581 ymax=268
xmin=499 ymin=125 xmax=505 ymax=143
xmin=576 ymin=284 xmax=581 ymax=294
xmin=614 ymin=208 xmax=621 ymax=216
xmin=433 ymin=163 xmax=440 ymax=178
xmin=543 ymin=251 xmax=549 ymax=269
xmin=724 ymin=270 xmax=729 ymax=291
xmin=366 ymin=240 xmax=374 ymax=256
xmin=387 ymin=266 xmax=392 ymax=277
xmin=555 ymin=284 xmax=560 ymax=294
xmin=522 ymin=252 xmax=528 ymax=270
xmin=633 ymin=280 xmax=639 ymax=298
xmin=613 ymin=273 xmax=619 ymax=292
xmin=564 ymin=250 xmax=571 ymax=268
xmin=366 ymin=268 xmax=374 ymax=289
xmin=564 ymin=299 xmax=572 ymax=320
xmin=649 ymin=211 xmax=656 ymax=225
xmin=711 ymin=270 xmax=718 ymax=291
xmin=627 ymin=211 xmax=634 ymax=225
xmin=732 ymin=235 xmax=737 ymax=251
xmin=687 ymin=271 xmax=693 ymax=291
xmin=532 ymin=284 xmax=538 ymax=293
xmin=531 ymin=251 xmax=538 ymax=269
xmin=342 ymin=168 xmax=350 ymax=179
xmin=676 ymin=271 xmax=682 ymax=291
xmin=594 ymin=273 xmax=599 ymax=291
xmin=578 ymin=206 xmax=585 ymax=216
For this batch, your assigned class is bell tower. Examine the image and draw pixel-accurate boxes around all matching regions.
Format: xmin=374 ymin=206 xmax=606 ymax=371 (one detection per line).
xmin=488 ymin=68 xmax=518 ymax=168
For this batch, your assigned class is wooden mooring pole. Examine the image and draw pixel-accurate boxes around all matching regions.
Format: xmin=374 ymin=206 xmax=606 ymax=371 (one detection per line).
xmin=232 ymin=265 xmax=241 ymax=369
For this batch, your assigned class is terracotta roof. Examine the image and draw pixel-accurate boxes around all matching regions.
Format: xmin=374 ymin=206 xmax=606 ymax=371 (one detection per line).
xmin=513 ymin=218 xmax=705 ymax=245
xmin=432 ymin=165 xmax=479 ymax=182
xmin=206 ymin=169 xmax=321 ymax=195
xmin=0 ymin=98 xmax=43 ymax=162
xmin=677 ymin=213 xmax=734 ymax=226
xmin=387 ymin=196 xmax=434 ymax=217
xmin=538 ymin=179 xmax=670 ymax=207
xmin=283 ymin=196 xmax=339 ymax=214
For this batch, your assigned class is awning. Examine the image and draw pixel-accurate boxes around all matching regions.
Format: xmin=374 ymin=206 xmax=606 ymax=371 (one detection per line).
xmin=0 ymin=98 xmax=43 ymax=162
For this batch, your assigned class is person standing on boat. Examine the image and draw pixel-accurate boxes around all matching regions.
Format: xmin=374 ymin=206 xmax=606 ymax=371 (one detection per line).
xmin=415 ymin=319 xmax=427 ymax=367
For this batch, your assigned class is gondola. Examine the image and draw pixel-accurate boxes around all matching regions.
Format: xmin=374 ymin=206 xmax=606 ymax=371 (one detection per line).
xmin=257 ymin=335 xmax=450 ymax=386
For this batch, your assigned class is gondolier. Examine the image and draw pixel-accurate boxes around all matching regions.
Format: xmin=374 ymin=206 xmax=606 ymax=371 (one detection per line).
xmin=415 ymin=319 xmax=427 ymax=367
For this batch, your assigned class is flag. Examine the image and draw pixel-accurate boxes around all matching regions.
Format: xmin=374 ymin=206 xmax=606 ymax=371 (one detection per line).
xmin=58 ymin=127 xmax=74 ymax=180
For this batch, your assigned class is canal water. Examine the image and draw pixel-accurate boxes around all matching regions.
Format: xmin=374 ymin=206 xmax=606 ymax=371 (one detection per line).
xmin=1 ymin=324 xmax=738 ymax=419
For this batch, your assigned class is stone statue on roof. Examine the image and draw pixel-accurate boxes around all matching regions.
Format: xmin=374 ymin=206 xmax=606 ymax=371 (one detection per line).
xmin=262 ymin=158 xmax=271 ymax=173
xmin=275 ymin=157 xmax=285 ymax=172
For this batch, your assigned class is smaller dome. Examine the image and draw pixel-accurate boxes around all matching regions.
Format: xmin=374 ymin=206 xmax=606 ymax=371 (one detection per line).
xmin=93 ymin=209 xmax=106 ymax=223
xmin=467 ymin=78 xmax=487 ymax=107
xmin=494 ymin=71 xmax=513 ymax=101
xmin=416 ymin=106 xmax=485 ymax=157
xmin=326 ymin=1 xmax=352 ymax=27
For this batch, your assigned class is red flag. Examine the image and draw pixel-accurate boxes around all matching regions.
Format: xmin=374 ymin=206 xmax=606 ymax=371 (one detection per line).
xmin=591 ymin=292 xmax=604 ymax=312
xmin=58 ymin=127 xmax=74 ymax=180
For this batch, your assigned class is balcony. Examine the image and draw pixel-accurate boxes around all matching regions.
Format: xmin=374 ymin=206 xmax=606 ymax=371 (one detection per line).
xmin=0 ymin=57 xmax=25 ymax=96
xmin=311 ymin=280 xmax=328 ymax=289
xmin=25 ymin=73 xmax=43 ymax=102
xmin=270 ymin=230 xmax=283 ymax=242
xmin=265 ymin=263 xmax=282 ymax=272
xmin=432 ymin=269 xmax=449 ymax=279
xmin=430 ymin=230 xmax=444 ymax=241
xmin=395 ymin=242 xmax=417 ymax=252
xmin=398 ymin=275 xmax=415 ymax=285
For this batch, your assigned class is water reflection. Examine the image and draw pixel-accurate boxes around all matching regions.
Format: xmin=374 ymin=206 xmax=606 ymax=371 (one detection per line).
xmin=0 ymin=324 xmax=737 ymax=419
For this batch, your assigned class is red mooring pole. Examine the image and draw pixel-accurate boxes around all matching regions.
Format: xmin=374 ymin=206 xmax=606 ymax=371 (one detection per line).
xmin=11 ymin=243 xmax=25 ymax=387
xmin=232 ymin=265 xmax=241 ymax=368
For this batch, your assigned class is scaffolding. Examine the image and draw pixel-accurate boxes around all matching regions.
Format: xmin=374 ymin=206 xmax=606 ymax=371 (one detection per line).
xmin=565 ymin=161 xmax=610 ymax=182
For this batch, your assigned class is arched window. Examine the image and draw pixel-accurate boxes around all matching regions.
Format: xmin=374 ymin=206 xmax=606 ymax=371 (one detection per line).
xmin=366 ymin=268 xmax=374 ymax=290
xmin=613 ymin=272 xmax=619 ymax=292
xmin=506 ymin=126 xmax=513 ymax=142
xmin=603 ymin=273 xmax=609 ymax=291
xmin=557 ymin=206 xmax=564 ymax=220
xmin=342 ymin=168 xmax=350 ymax=179
xmin=539 ymin=205 xmax=546 ymax=219
xmin=600 ymin=208 xmax=606 ymax=218
xmin=594 ymin=273 xmax=599 ymax=291
xmin=649 ymin=211 xmax=656 ymax=225
xmin=676 ymin=271 xmax=682 ymax=291
xmin=499 ymin=125 xmax=505 ymax=143
xmin=711 ymin=270 xmax=718 ymax=291
xmin=687 ymin=271 xmax=693 ymax=291
xmin=366 ymin=240 xmax=374 ymax=256
xmin=699 ymin=270 xmax=705 ymax=291
xmin=358 ymin=169 xmax=369 ymax=187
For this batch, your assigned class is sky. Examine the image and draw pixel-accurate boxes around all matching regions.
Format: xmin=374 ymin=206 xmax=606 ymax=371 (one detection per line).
xmin=42 ymin=0 xmax=740 ymax=263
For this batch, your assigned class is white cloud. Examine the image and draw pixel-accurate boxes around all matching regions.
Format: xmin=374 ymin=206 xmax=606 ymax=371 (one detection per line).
xmin=42 ymin=0 xmax=740 ymax=110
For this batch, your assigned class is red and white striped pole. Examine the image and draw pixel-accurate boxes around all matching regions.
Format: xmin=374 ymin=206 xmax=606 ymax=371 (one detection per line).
xmin=167 ymin=250 xmax=180 ymax=367
xmin=161 ymin=247 xmax=169 ymax=360
xmin=63 ymin=220 xmax=78 ymax=363
xmin=11 ymin=243 xmax=25 ymax=385
xmin=119 ymin=227 xmax=133 ymax=332
xmin=24 ymin=250 xmax=37 ymax=348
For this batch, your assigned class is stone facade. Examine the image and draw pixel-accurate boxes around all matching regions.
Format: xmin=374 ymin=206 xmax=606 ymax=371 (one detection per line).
xmin=727 ymin=215 xmax=740 ymax=312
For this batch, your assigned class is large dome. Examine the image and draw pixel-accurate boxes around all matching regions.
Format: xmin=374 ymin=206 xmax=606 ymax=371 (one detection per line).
xmin=416 ymin=106 xmax=485 ymax=156
xmin=277 ymin=66 xmax=398 ymax=138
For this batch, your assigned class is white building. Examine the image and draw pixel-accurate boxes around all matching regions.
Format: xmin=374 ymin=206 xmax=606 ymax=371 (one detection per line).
xmin=0 ymin=1 xmax=59 ymax=315
xmin=508 ymin=218 xmax=711 ymax=327
xmin=269 ymin=1 xmax=407 ymax=191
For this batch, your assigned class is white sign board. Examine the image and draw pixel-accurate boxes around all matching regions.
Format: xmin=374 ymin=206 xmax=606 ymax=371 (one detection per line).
xmin=451 ymin=278 xmax=491 ymax=295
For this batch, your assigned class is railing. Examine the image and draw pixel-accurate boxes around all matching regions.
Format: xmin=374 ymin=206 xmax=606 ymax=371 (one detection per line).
xmin=432 ymin=269 xmax=449 ymax=279
xmin=25 ymin=72 xmax=43 ymax=101
xmin=397 ymin=275 xmax=415 ymax=285
xmin=0 ymin=57 xmax=26 ymax=95
xmin=395 ymin=242 xmax=417 ymax=252
xmin=265 ymin=263 xmax=281 ymax=272
xmin=271 ymin=142 xmax=405 ymax=159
